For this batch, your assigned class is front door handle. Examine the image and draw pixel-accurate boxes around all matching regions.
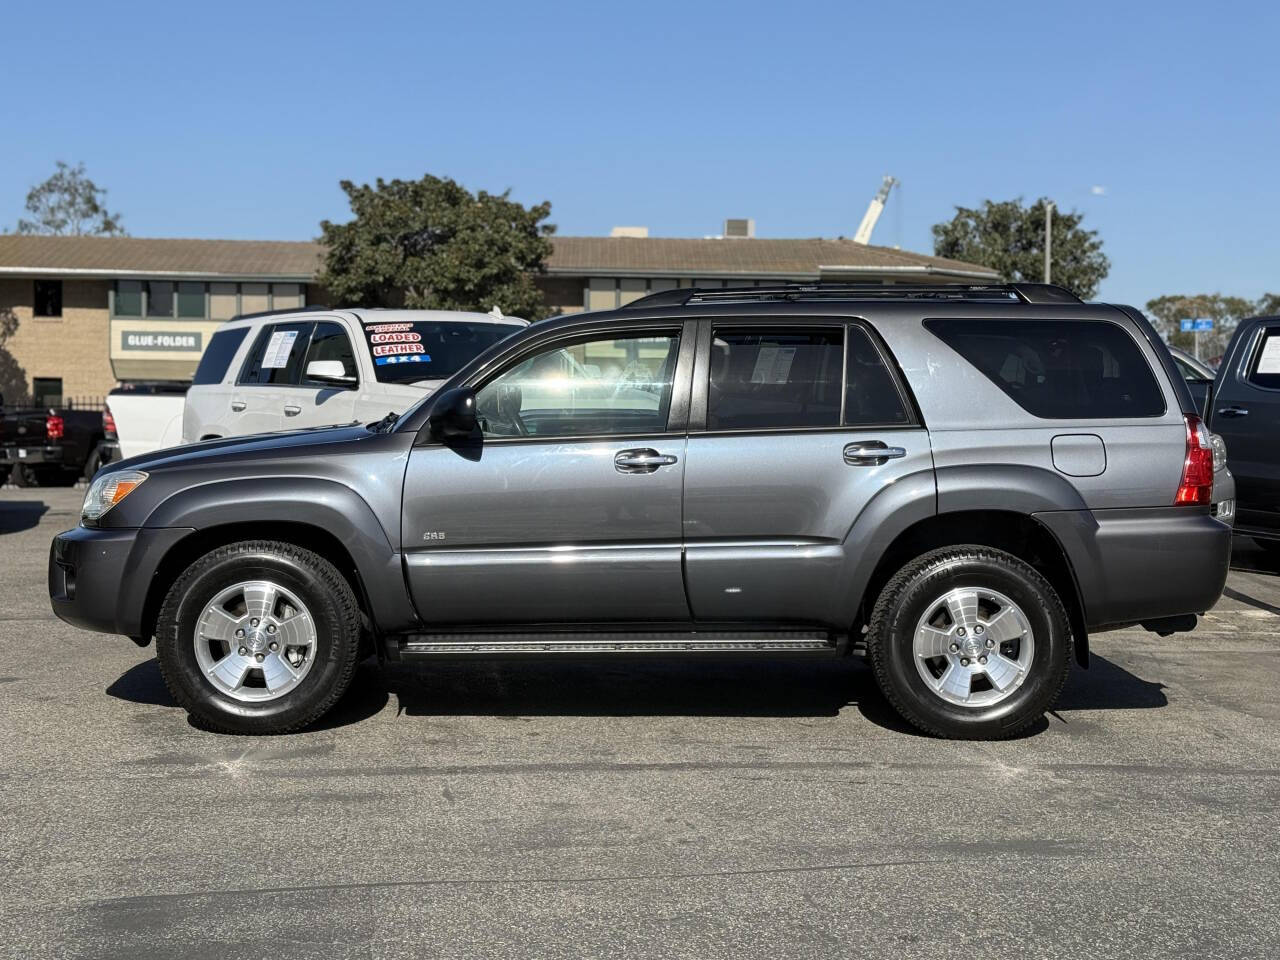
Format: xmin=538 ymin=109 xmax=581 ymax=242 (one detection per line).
xmin=283 ymin=404 xmax=302 ymax=417
xmin=615 ymin=448 xmax=679 ymax=473
xmin=230 ymin=400 xmax=246 ymax=412
xmin=843 ymin=441 xmax=907 ymax=466
xmin=1217 ymin=406 xmax=1249 ymax=418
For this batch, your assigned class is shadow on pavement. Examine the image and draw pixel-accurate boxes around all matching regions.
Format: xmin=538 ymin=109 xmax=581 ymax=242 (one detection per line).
xmin=0 ymin=499 xmax=47 ymax=535
xmin=105 ymin=650 xmax=1167 ymax=736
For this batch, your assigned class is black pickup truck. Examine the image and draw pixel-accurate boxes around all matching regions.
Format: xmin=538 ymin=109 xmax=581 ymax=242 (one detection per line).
xmin=0 ymin=395 xmax=105 ymax=487
xmin=1202 ymin=316 xmax=1280 ymax=552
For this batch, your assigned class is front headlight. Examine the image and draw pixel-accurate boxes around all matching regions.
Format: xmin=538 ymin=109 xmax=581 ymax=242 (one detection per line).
xmin=81 ymin=470 xmax=148 ymax=523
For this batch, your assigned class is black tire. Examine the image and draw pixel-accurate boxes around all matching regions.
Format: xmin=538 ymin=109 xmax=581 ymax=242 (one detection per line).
xmin=155 ymin=540 xmax=362 ymax=734
xmin=867 ymin=546 xmax=1073 ymax=740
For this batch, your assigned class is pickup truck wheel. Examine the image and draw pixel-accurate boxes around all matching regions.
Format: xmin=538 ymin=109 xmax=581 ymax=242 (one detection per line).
xmin=155 ymin=540 xmax=362 ymax=734
xmin=867 ymin=546 xmax=1072 ymax=740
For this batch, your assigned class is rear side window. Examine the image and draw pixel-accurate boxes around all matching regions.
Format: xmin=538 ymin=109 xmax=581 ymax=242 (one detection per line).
xmin=238 ymin=322 xmax=313 ymax=386
xmin=845 ymin=326 xmax=911 ymax=426
xmin=925 ymin=319 xmax=1165 ymax=419
xmin=1247 ymin=328 xmax=1280 ymax=389
xmin=708 ymin=327 xmax=843 ymax=430
xmin=192 ymin=328 xmax=249 ymax=386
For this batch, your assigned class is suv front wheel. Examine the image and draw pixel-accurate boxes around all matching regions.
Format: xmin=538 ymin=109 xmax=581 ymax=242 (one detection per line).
xmin=867 ymin=546 xmax=1072 ymax=739
xmin=155 ymin=540 xmax=362 ymax=734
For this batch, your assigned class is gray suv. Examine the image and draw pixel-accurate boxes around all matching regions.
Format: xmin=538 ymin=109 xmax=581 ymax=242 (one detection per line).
xmin=49 ymin=283 xmax=1232 ymax=739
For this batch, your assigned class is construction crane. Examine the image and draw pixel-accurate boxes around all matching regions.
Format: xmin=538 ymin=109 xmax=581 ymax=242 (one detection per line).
xmin=853 ymin=175 xmax=898 ymax=245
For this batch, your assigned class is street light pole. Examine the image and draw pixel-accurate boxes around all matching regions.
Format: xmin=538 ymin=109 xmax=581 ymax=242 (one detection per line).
xmin=1044 ymin=201 xmax=1054 ymax=284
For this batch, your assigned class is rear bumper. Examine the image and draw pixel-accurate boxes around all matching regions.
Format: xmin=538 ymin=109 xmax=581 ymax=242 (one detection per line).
xmin=1 ymin=443 xmax=64 ymax=465
xmin=49 ymin=525 xmax=193 ymax=638
xmin=1034 ymin=507 xmax=1232 ymax=630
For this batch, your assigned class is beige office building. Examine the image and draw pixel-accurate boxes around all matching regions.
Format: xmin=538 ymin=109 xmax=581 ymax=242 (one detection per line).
xmin=0 ymin=232 xmax=997 ymax=404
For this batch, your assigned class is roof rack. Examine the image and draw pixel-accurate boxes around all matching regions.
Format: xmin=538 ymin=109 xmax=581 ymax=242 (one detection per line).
xmin=228 ymin=304 xmax=331 ymax=322
xmin=620 ymin=282 xmax=1080 ymax=310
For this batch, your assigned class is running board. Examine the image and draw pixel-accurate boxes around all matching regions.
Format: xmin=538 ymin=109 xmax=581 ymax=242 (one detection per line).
xmin=397 ymin=629 xmax=838 ymax=658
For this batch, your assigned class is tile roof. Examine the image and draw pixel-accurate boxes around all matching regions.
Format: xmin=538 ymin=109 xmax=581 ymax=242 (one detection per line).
xmin=0 ymin=233 xmax=999 ymax=281
xmin=0 ymin=235 xmax=323 ymax=279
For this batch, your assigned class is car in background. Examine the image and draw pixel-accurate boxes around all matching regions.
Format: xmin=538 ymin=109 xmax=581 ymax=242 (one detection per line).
xmin=103 ymin=382 xmax=190 ymax=462
xmin=1207 ymin=315 xmax=1280 ymax=553
xmin=181 ymin=308 xmax=527 ymax=443
xmin=0 ymin=393 xmax=104 ymax=487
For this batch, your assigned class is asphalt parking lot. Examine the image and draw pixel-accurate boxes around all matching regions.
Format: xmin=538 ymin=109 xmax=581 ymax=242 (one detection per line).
xmin=2 ymin=488 xmax=1278 ymax=960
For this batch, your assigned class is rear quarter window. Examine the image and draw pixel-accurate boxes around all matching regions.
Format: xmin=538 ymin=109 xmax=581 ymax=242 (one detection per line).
xmin=925 ymin=318 xmax=1166 ymax=419
xmin=192 ymin=328 xmax=249 ymax=386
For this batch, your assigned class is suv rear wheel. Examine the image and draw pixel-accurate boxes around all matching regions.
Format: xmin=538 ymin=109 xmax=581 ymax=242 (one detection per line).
xmin=867 ymin=546 xmax=1072 ymax=739
xmin=155 ymin=540 xmax=362 ymax=734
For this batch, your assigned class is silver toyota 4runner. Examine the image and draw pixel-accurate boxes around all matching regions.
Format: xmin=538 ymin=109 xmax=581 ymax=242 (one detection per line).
xmin=49 ymin=283 xmax=1233 ymax=739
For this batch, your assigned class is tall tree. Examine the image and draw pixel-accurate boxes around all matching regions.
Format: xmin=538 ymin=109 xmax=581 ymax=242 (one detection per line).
xmin=1145 ymin=293 xmax=1270 ymax=359
xmin=17 ymin=161 xmax=126 ymax=236
xmin=932 ymin=197 xmax=1109 ymax=299
xmin=1255 ymin=292 xmax=1280 ymax=317
xmin=318 ymin=174 xmax=554 ymax=319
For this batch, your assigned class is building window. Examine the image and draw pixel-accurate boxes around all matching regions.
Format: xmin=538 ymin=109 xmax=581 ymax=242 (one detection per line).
xmin=114 ymin=280 xmax=142 ymax=316
xmin=146 ymin=281 xmax=174 ymax=317
xmin=33 ymin=377 xmax=63 ymax=408
xmin=34 ymin=280 xmax=63 ymax=317
xmin=177 ymin=282 xmax=205 ymax=318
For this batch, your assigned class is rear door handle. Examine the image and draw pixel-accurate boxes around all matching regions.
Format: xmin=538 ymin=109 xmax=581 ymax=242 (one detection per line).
xmin=1217 ymin=406 xmax=1248 ymax=417
xmin=843 ymin=441 xmax=907 ymax=466
xmin=283 ymin=404 xmax=302 ymax=417
xmin=230 ymin=400 xmax=246 ymax=412
xmin=615 ymin=448 xmax=678 ymax=473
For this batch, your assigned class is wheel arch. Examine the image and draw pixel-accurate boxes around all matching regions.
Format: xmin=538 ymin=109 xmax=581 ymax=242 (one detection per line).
xmin=856 ymin=510 xmax=1090 ymax=667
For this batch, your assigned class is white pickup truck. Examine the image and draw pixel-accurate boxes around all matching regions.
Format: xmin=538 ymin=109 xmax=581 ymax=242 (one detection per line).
xmin=105 ymin=382 xmax=188 ymax=461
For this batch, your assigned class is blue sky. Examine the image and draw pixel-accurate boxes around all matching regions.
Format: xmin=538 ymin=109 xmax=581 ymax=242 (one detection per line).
xmin=3 ymin=0 xmax=1277 ymax=307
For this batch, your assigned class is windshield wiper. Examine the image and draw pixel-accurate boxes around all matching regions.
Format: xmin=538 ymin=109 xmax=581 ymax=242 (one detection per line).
xmin=370 ymin=411 xmax=400 ymax=434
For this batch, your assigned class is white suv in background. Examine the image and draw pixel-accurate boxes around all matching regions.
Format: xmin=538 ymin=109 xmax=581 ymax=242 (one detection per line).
xmin=182 ymin=308 xmax=527 ymax=442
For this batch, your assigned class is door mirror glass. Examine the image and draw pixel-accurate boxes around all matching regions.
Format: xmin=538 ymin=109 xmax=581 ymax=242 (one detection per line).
xmin=427 ymin=387 xmax=478 ymax=440
xmin=305 ymin=359 xmax=356 ymax=386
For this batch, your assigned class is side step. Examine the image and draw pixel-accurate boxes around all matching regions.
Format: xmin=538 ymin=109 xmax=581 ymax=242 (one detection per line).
xmin=397 ymin=629 xmax=838 ymax=658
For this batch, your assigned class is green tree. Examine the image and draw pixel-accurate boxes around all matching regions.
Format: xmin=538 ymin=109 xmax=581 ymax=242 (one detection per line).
xmin=1255 ymin=292 xmax=1280 ymax=316
xmin=932 ymin=197 xmax=1109 ymax=299
xmin=1145 ymin=293 xmax=1272 ymax=360
xmin=318 ymin=174 xmax=555 ymax=319
xmin=17 ymin=161 xmax=126 ymax=236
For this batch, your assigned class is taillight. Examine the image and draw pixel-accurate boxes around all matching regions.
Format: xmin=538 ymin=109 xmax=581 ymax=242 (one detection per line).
xmin=45 ymin=414 xmax=65 ymax=441
xmin=1175 ymin=413 xmax=1214 ymax=505
xmin=103 ymin=407 xmax=117 ymax=438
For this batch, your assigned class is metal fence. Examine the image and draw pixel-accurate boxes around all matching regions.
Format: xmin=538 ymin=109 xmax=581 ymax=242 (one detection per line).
xmin=1 ymin=396 xmax=105 ymax=412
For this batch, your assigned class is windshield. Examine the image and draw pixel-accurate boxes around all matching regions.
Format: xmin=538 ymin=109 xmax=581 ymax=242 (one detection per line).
xmin=363 ymin=321 xmax=518 ymax=384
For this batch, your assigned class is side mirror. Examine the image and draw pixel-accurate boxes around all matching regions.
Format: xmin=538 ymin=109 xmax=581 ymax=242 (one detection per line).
xmin=427 ymin=387 xmax=478 ymax=440
xmin=306 ymin=360 xmax=356 ymax=387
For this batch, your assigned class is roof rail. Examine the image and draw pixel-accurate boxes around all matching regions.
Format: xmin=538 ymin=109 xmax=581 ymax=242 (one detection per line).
xmin=228 ymin=304 xmax=331 ymax=322
xmin=620 ymin=282 xmax=1081 ymax=310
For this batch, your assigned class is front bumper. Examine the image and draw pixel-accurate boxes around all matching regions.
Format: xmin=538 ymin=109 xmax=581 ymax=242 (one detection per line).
xmin=1035 ymin=506 xmax=1232 ymax=631
xmin=49 ymin=525 xmax=193 ymax=639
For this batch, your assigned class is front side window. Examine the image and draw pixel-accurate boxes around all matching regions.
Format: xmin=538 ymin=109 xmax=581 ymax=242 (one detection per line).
xmin=362 ymin=320 xmax=518 ymax=384
xmin=238 ymin=322 xmax=313 ymax=386
xmin=34 ymin=280 xmax=62 ymax=317
xmin=303 ymin=322 xmax=358 ymax=386
xmin=476 ymin=332 xmax=680 ymax=438
xmin=1247 ymin=328 xmax=1280 ymax=390
xmin=708 ymin=327 xmax=843 ymax=430
xmin=926 ymin=318 xmax=1165 ymax=419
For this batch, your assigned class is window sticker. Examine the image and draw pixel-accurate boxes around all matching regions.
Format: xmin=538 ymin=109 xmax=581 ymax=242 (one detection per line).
xmin=365 ymin=322 xmax=414 ymax=333
xmin=750 ymin=346 xmax=797 ymax=384
xmin=1257 ymin=335 xmax=1280 ymax=375
xmin=261 ymin=330 xmax=298 ymax=368
xmin=372 ymin=343 xmax=426 ymax=357
xmin=376 ymin=354 xmax=431 ymax=366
